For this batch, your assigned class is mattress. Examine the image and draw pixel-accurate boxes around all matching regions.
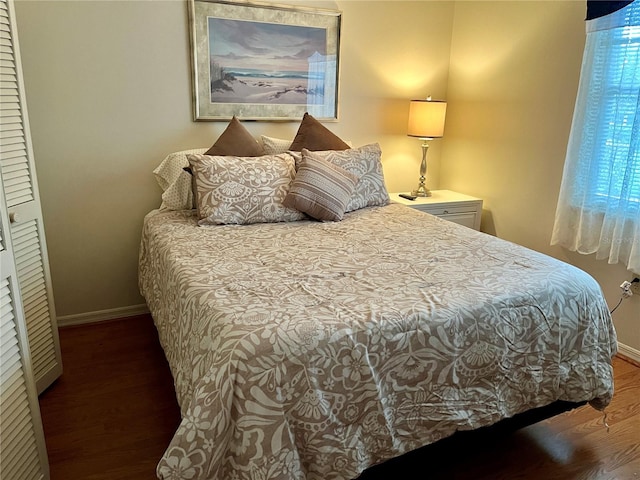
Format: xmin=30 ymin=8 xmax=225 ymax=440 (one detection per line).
xmin=138 ymin=203 xmax=616 ymax=480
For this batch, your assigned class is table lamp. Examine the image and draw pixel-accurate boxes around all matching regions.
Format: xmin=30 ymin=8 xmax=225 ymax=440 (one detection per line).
xmin=407 ymin=96 xmax=447 ymax=197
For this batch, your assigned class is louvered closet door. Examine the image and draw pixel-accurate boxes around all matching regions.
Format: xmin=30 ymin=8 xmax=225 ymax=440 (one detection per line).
xmin=0 ymin=180 xmax=49 ymax=479
xmin=0 ymin=0 xmax=62 ymax=394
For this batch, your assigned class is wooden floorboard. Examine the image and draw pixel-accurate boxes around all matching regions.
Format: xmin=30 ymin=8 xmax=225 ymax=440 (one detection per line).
xmin=39 ymin=314 xmax=181 ymax=480
xmin=39 ymin=314 xmax=640 ymax=480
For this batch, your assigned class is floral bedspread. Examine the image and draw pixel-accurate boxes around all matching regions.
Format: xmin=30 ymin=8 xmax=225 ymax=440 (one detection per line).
xmin=138 ymin=204 xmax=616 ymax=480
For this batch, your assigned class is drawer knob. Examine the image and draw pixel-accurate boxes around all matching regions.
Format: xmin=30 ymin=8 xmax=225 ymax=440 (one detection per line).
xmin=443 ymin=210 xmax=449 ymax=214
xmin=9 ymin=212 xmax=20 ymax=224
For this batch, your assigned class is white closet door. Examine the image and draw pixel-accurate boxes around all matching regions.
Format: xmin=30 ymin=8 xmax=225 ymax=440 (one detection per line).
xmin=0 ymin=176 xmax=49 ymax=480
xmin=0 ymin=0 xmax=61 ymax=394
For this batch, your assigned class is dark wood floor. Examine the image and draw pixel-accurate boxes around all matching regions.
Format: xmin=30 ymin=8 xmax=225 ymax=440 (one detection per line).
xmin=39 ymin=315 xmax=181 ymax=480
xmin=39 ymin=315 xmax=640 ymax=480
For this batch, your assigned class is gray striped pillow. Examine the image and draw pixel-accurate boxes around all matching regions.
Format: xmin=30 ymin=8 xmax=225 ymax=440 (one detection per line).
xmin=301 ymin=143 xmax=390 ymax=213
xmin=283 ymin=154 xmax=359 ymax=221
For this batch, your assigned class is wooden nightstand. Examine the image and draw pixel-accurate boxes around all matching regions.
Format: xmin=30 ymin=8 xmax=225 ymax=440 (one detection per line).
xmin=390 ymin=190 xmax=483 ymax=230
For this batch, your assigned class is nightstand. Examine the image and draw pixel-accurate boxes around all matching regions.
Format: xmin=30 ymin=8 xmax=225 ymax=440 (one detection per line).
xmin=390 ymin=190 xmax=483 ymax=230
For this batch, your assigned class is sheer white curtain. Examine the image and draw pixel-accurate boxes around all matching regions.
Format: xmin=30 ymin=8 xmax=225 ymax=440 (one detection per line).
xmin=552 ymin=1 xmax=640 ymax=274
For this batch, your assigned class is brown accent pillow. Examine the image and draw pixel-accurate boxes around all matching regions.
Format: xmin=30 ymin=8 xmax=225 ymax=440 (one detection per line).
xmin=283 ymin=154 xmax=359 ymax=222
xmin=204 ymin=116 xmax=265 ymax=156
xmin=289 ymin=113 xmax=351 ymax=152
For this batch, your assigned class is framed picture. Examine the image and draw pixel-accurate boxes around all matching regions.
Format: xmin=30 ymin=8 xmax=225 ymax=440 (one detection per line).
xmin=188 ymin=0 xmax=342 ymax=121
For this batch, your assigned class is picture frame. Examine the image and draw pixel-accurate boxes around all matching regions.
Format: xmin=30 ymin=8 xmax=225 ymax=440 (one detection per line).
xmin=188 ymin=0 xmax=342 ymax=121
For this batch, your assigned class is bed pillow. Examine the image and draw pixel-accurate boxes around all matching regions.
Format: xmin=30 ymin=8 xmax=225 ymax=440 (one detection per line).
xmin=204 ymin=116 xmax=264 ymax=156
xmin=289 ymin=113 xmax=351 ymax=151
xmin=302 ymin=143 xmax=390 ymax=212
xmin=153 ymin=118 xmax=264 ymax=211
xmin=261 ymin=135 xmax=292 ymax=155
xmin=283 ymin=154 xmax=359 ymax=221
xmin=263 ymin=134 xmax=353 ymax=155
xmin=188 ymin=153 xmax=306 ymax=225
xmin=153 ymin=148 xmax=208 ymax=210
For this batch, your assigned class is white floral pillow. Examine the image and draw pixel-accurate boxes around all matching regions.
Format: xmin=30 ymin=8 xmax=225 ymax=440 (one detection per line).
xmin=302 ymin=143 xmax=390 ymax=212
xmin=188 ymin=153 xmax=306 ymax=225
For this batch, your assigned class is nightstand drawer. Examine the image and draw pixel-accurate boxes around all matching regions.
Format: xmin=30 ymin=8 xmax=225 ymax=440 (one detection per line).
xmin=438 ymin=212 xmax=478 ymax=229
xmin=412 ymin=204 xmax=475 ymax=216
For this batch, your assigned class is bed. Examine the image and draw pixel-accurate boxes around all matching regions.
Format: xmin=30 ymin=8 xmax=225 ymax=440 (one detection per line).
xmin=141 ymin=116 xmax=616 ymax=479
xmin=139 ymin=198 xmax=616 ymax=480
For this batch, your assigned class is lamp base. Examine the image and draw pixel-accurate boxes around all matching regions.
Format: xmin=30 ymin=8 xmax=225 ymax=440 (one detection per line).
xmin=412 ymin=185 xmax=431 ymax=197
xmin=411 ymin=140 xmax=432 ymax=197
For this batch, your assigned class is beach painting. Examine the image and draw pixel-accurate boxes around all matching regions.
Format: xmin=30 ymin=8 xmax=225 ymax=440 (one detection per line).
xmin=190 ymin=0 xmax=341 ymax=120
xmin=209 ymin=18 xmax=328 ymax=106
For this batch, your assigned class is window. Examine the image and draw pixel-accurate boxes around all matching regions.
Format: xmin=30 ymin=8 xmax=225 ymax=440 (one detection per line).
xmin=552 ymin=0 xmax=640 ymax=274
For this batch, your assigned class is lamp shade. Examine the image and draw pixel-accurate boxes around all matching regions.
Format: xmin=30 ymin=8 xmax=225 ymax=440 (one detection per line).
xmin=407 ymin=98 xmax=447 ymax=139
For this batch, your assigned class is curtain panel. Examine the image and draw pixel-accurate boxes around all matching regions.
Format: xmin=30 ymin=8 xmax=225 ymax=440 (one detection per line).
xmin=551 ymin=0 xmax=640 ymax=274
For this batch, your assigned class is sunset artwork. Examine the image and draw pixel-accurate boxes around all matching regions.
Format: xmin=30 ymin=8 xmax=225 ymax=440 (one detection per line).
xmin=208 ymin=18 xmax=328 ymax=105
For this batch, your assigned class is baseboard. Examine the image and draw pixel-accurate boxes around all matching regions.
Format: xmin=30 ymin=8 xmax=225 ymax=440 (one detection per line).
xmin=617 ymin=342 xmax=640 ymax=367
xmin=57 ymin=304 xmax=149 ymax=327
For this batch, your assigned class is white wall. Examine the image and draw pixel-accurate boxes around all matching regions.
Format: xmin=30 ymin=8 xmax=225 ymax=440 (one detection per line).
xmin=444 ymin=1 xmax=639 ymax=354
